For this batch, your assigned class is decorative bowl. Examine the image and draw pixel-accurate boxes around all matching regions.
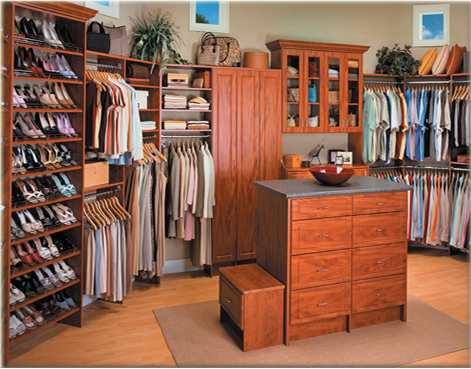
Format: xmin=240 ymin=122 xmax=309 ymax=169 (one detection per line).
xmin=309 ymin=166 xmax=354 ymax=185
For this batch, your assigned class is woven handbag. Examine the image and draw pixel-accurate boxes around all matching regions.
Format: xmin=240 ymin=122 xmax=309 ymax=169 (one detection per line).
xmin=86 ymin=22 xmax=110 ymax=54
xmin=202 ymin=32 xmax=241 ymax=67
xmin=197 ymin=32 xmax=220 ymax=66
xmin=103 ymin=24 xmax=127 ymax=57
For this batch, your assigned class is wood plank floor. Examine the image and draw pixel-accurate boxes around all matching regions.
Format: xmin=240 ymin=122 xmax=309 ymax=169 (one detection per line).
xmin=8 ymin=247 xmax=469 ymax=367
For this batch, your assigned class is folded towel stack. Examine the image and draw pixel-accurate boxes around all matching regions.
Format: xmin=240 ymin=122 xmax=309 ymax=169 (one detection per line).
xmin=164 ymin=94 xmax=187 ymax=109
xmin=187 ymin=121 xmax=210 ymax=130
xmin=164 ymin=120 xmax=187 ymax=130
xmin=188 ymin=96 xmax=210 ymax=110
xmin=141 ymin=120 xmax=156 ymax=131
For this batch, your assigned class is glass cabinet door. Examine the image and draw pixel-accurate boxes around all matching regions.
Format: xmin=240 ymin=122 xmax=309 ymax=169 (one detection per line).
xmin=345 ymin=54 xmax=362 ymax=132
xmin=325 ymin=52 xmax=344 ymax=132
xmin=284 ymin=50 xmax=303 ymax=132
xmin=303 ymin=51 xmax=325 ymax=132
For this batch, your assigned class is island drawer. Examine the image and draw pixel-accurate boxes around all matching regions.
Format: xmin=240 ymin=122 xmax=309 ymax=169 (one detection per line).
xmin=353 ymin=212 xmax=406 ymax=247
xmin=291 ymin=249 xmax=352 ymax=289
xmin=352 ymin=274 xmax=406 ymax=314
xmin=291 ymin=216 xmax=352 ymax=254
xmin=291 ymin=195 xmax=352 ymax=220
xmin=353 ymin=192 xmax=408 ymax=215
xmin=219 ymin=276 xmax=243 ymax=328
xmin=352 ymin=243 xmax=407 ymax=280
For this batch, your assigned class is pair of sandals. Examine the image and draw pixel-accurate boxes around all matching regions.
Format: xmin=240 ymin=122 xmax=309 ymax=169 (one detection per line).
xmin=34 ymin=266 xmax=61 ymax=290
xmin=10 ymin=314 xmax=26 ymax=341
xmin=51 ymin=203 xmax=77 ymax=225
xmin=11 ymin=218 xmax=25 ymax=240
xmin=15 ymin=209 xmax=45 ymax=235
xmin=10 ymin=283 xmax=26 ymax=305
xmin=16 ymin=179 xmax=46 ymax=204
xmin=50 ymin=173 xmax=77 ymax=197
xmin=54 ymin=289 xmax=76 ymax=311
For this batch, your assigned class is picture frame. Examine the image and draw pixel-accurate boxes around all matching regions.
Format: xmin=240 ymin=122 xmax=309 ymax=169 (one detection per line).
xmin=338 ymin=151 xmax=353 ymax=165
xmin=84 ymin=1 xmax=119 ymax=19
xmin=190 ymin=1 xmax=230 ymax=33
xmin=329 ymin=149 xmax=344 ymax=164
xmin=413 ymin=4 xmax=450 ymax=47
xmin=334 ymin=156 xmax=344 ymax=165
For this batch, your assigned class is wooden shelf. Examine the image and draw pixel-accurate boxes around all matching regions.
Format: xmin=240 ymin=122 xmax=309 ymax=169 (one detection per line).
xmin=12 ymin=194 xmax=82 ymax=212
xmin=287 ymin=76 xmax=299 ymax=79
xmin=452 ymin=73 xmax=470 ymax=77
xmin=348 ymin=103 xmax=359 ymax=105
xmin=363 ymin=73 xmax=400 ymax=77
xmin=348 ymin=79 xmax=359 ymax=81
xmin=308 ymin=102 xmax=319 ymax=105
xmin=139 ymin=109 xmax=160 ymax=112
xmin=141 ymin=129 xmax=160 ymax=133
xmin=13 ymin=42 xmax=83 ymax=56
xmin=11 ymin=222 xmax=82 ymax=246
xmin=162 ymin=86 xmax=212 ymax=91
xmin=308 ymin=77 xmax=319 ymax=80
xmin=451 ymin=162 xmax=469 ymax=165
xmin=13 ymin=75 xmax=82 ymax=84
xmin=328 ymin=78 xmax=340 ymax=81
xmin=13 ymin=137 xmax=82 ymax=146
xmin=13 ymin=108 xmax=83 ymax=113
xmin=10 ymin=249 xmax=80 ymax=279
xmin=10 ymin=307 xmax=80 ymax=345
xmin=162 ymin=109 xmax=212 ymax=112
xmin=287 ymin=102 xmax=299 ymax=105
xmin=84 ymin=181 xmax=124 ymax=192
xmin=12 ymin=165 xmax=82 ymax=179
xmin=128 ymin=84 xmax=159 ymax=89
xmin=162 ymin=129 xmax=212 ymax=132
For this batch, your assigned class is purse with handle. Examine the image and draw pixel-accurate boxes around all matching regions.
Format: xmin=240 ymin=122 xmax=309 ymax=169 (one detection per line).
xmin=197 ymin=32 xmax=220 ymax=66
xmin=86 ymin=21 xmax=110 ymax=54
xmin=202 ymin=32 xmax=241 ymax=67
xmin=102 ymin=24 xmax=127 ymax=57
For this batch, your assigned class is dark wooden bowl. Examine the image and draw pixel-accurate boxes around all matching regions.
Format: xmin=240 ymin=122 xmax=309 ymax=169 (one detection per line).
xmin=309 ymin=166 xmax=354 ymax=185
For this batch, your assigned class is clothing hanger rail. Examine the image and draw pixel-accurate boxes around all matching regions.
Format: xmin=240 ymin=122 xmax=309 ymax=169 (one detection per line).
xmin=85 ymin=61 xmax=122 ymax=72
xmin=404 ymin=165 xmax=448 ymax=170
xmin=162 ymin=135 xmax=211 ymax=138
xmin=452 ymin=167 xmax=470 ymax=172
xmin=406 ymin=81 xmax=449 ymax=85
xmin=84 ymin=186 xmax=121 ymax=199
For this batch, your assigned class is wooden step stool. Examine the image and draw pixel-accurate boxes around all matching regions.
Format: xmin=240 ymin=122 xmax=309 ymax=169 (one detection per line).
xmin=219 ymin=264 xmax=285 ymax=351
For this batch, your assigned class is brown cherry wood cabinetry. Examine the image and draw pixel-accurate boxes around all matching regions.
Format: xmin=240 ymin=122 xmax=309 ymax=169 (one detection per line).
xmin=2 ymin=1 xmax=97 ymax=365
xmin=256 ymin=182 xmax=409 ymax=345
xmin=210 ymin=68 xmax=281 ymax=271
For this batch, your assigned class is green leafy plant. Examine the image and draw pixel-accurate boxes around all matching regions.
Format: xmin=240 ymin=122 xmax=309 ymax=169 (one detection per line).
xmin=131 ymin=11 xmax=189 ymax=73
xmin=374 ymin=44 xmax=421 ymax=78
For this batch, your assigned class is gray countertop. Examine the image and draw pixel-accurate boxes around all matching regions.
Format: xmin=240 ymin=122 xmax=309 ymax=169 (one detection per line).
xmin=254 ymin=176 xmax=413 ymax=198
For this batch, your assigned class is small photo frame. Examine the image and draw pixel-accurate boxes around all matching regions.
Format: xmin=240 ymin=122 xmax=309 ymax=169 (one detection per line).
xmin=334 ymin=156 xmax=344 ymax=165
xmin=329 ymin=149 xmax=344 ymax=164
xmin=338 ymin=151 xmax=353 ymax=165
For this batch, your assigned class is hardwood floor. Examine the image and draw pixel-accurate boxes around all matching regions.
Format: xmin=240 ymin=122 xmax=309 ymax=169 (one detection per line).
xmin=8 ymin=247 xmax=469 ymax=367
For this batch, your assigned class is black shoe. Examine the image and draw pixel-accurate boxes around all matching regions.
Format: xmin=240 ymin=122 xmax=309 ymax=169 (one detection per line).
xmin=27 ymin=19 xmax=43 ymax=40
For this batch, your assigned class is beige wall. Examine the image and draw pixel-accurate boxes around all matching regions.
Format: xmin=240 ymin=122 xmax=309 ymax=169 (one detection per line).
xmin=84 ymin=0 xmax=470 ymax=261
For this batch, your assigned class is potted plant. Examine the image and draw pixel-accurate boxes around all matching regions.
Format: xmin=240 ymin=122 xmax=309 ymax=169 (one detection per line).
xmin=374 ymin=44 xmax=421 ymax=78
xmin=131 ymin=11 xmax=189 ymax=73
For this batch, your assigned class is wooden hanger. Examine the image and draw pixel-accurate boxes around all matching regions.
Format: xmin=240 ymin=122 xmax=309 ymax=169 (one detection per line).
xmin=85 ymin=202 xmax=104 ymax=227
xmin=111 ymin=197 xmax=131 ymax=219
xmin=108 ymin=197 xmax=125 ymax=220
xmin=84 ymin=205 xmax=98 ymax=230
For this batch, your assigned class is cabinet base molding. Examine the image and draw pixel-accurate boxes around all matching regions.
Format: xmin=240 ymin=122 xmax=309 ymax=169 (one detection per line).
xmin=290 ymin=315 xmax=349 ymax=342
xmin=351 ymin=305 xmax=405 ymax=330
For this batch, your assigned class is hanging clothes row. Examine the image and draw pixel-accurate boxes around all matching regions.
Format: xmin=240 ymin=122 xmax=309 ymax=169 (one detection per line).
xmin=363 ymin=81 xmax=469 ymax=165
xmin=83 ymin=192 xmax=132 ymax=302
xmin=450 ymin=82 xmax=470 ymax=148
xmin=124 ymin=140 xmax=167 ymax=280
xmin=370 ymin=167 xmax=470 ymax=252
xmin=85 ymin=65 xmax=144 ymax=164
xmin=163 ymin=139 xmax=215 ymax=267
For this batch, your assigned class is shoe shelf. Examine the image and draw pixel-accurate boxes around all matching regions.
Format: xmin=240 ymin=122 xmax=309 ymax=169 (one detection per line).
xmin=12 ymin=193 xmax=82 ymax=212
xmin=13 ymin=108 xmax=83 ymax=113
xmin=10 ymin=278 xmax=80 ymax=313
xmin=10 ymin=306 xmax=80 ymax=345
xmin=12 ymin=136 xmax=82 ymax=146
xmin=451 ymin=161 xmax=469 ymax=165
xmin=13 ymin=42 xmax=83 ymax=56
xmin=84 ymin=181 xmax=124 ymax=193
xmin=13 ymin=75 xmax=82 ymax=84
xmin=11 ymin=248 xmax=80 ymax=279
xmin=12 ymin=164 xmax=82 ymax=179
xmin=11 ymin=221 xmax=81 ymax=246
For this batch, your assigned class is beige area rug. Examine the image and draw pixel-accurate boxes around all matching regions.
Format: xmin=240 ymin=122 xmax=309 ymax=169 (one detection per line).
xmin=153 ymin=295 xmax=469 ymax=367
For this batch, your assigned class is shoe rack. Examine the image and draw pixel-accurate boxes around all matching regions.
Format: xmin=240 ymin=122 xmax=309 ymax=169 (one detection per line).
xmin=1 ymin=1 xmax=97 ymax=365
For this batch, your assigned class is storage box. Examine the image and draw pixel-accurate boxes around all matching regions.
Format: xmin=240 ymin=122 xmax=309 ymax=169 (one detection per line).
xmin=328 ymin=91 xmax=340 ymax=103
xmin=84 ymin=161 xmax=109 ymax=188
xmin=136 ymin=90 xmax=149 ymax=109
xmin=244 ymin=52 xmax=269 ymax=69
xmin=166 ymin=73 xmax=188 ymax=87
xmin=284 ymin=155 xmax=303 ymax=168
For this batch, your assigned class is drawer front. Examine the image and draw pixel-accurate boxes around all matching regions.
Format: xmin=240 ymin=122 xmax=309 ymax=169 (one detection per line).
xmin=288 ymin=171 xmax=313 ymax=179
xmin=291 ymin=250 xmax=352 ymax=289
xmin=291 ymin=196 xmax=352 ymax=220
xmin=353 ymin=213 xmax=406 ymax=247
xmin=353 ymin=192 xmax=407 ymax=215
xmin=219 ymin=277 xmax=243 ymax=328
xmin=352 ymin=274 xmax=406 ymax=314
xmin=352 ymin=243 xmax=407 ymax=280
xmin=291 ymin=216 xmax=352 ymax=254
xmin=352 ymin=168 xmax=369 ymax=177
xmin=291 ymin=283 xmax=351 ymax=325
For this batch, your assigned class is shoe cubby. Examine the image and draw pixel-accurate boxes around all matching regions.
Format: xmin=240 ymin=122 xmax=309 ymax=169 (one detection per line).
xmin=3 ymin=2 xmax=97 ymax=365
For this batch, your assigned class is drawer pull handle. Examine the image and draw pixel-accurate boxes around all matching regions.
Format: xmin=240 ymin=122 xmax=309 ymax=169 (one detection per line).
xmin=376 ymin=260 xmax=387 ymax=264
xmin=376 ymin=202 xmax=387 ymax=205
xmin=376 ymin=228 xmax=386 ymax=232
xmin=318 ymin=206 xmax=329 ymax=209
xmin=317 ymin=302 xmax=329 ymax=306
xmin=224 ymin=297 xmax=232 ymax=303
xmin=375 ymin=292 xmax=385 ymax=296
xmin=317 ymin=268 xmax=329 ymax=272
xmin=318 ymin=234 xmax=330 ymax=238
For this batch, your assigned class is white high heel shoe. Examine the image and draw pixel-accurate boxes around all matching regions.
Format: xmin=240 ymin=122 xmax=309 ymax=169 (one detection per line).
xmin=58 ymin=260 xmax=76 ymax=280
xmin=52 ymin=262 xmax=70 ymax=283
xmin=40 ymin=21 xmax=62 ymax=49
xmin=31 ymin=238 xmax=52 ymax=261
xmin=41 ymin=266 xmax=62 ymax=288
xmin=43 ymin=234 xmax=59 ymax=257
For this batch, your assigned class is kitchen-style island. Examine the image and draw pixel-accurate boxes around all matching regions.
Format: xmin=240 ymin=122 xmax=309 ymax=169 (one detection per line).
xmin=254 ymin=176 xmax=412 ymax=345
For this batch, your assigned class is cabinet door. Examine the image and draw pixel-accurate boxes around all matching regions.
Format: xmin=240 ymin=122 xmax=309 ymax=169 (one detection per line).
xmin=236 ymin=70 xmax=260 ymax=261
xmin=303 ymin=50 xmax=326 ymax=132
xmin=325 ymin=52 xmax=346 ymax=133
xmin=282 ymin=49 xmax=304 ymax=133
xmin=212 ymin=69 xmax=238 ymax=264
xmin=259 ymin=69 xmax=282 ymax=181
xmin=344 ymin=53 xmax=363 ymax=133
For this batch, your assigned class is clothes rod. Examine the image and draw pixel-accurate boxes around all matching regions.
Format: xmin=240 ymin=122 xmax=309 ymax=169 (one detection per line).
xmin=406 ymin=80 xmax=450 ymax=84
xmin=86 ymin=61 xmax=122 ymax=71
xmin=364 ymin=81 xmax=402 ymax=85
xmin=370 ymin=166 xmax=403 ymax=169
xmin=452 ymin=80 xmax=470 ymax=83
xmin=405 ymin=165 xmax=448 ymax=170
xmin=84 ymin=185 xmax=121 ymax=197
xmin=162 ymin=135 xmax=211 ymax=138
xmin=452 ymin=167 xmax=470 ymax=172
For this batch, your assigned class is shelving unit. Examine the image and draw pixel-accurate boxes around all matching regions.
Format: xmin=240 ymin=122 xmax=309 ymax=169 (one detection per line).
xmin=2 ymin=1 xmax=97 ymax=365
